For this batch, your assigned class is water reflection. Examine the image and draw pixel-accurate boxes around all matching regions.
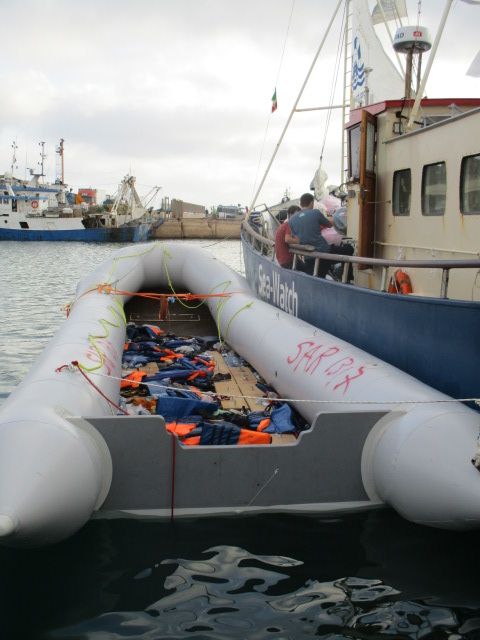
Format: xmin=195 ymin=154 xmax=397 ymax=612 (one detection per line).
xmin=51 ymin=540 xmax=467 ymax=639
xmin=0 ymin=511 xmax=474 ymax=639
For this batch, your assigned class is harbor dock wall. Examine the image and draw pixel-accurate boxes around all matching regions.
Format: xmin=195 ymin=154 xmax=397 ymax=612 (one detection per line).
xmin=153 ymin=218 xmax=241 ymax=240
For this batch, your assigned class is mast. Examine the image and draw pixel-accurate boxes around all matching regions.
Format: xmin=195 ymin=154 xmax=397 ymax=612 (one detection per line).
xmin=340 ymin=0 xmax=351 ymax=184
xmin=249 ymin=0 xmax=344 ymax=211
xmin=10 ymin=141 xmax=18 ymax=176
xmin=38 ymin=141 xmax=46 ymax=178
xmin=406 ymin=0 xmax=453 ymax=130
xmin=56 ymin=139 xmax=65 ymax=185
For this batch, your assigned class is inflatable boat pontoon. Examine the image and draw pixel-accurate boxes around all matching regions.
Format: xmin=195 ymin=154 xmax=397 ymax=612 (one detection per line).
xmin=1 ymin=242 xmax=480 ymax=547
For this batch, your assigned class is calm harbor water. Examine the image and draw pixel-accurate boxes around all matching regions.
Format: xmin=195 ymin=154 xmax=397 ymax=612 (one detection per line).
xmin=1 ymin=240 xmax=479 ymax=639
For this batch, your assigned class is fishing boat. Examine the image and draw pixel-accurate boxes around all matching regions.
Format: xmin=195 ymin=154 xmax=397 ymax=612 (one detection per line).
xmin=0 ymin=241 xmax=480 ymax=548
xmin=0 ymin=140 xmax=163 ymax=242
xmin=242 ymin=0 xmax=480 ymax=402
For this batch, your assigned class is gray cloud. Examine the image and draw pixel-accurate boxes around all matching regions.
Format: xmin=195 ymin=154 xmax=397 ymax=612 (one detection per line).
xmin=0 ymin=0 xmax=478 ymax=206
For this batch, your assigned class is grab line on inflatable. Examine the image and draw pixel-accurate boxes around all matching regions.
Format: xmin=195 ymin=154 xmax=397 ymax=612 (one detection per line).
xmin=83 ymin=369 xmax=480 ymax=407
xmin=56 ymin=361 xmax=128 ymax=415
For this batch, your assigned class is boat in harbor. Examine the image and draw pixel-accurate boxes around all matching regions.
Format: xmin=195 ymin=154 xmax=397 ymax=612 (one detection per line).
xmin=0 ymin=173 xmax=162 ymax=242
xmin=0 ymin=241 xmax=480 ymax=548
xmin=0 ymin=140 xmax=163 ymax=242
xmin=242 ymin=0 xmax=480 ymax=403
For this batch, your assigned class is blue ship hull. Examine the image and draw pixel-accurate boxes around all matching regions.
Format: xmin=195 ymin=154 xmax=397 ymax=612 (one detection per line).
xmin=0 ymin=223 xmax=154 ymax=243
xmin=242 ymin=234 xmax=480 ymax=402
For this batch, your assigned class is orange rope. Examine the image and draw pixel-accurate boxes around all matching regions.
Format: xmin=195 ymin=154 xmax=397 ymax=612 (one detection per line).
xmin=95 ymin=284 xmax=234 ymax=301
xmin=56 ymin=361 xmax=128 ymax=415
xmin=67 ymin=284 xmax=236 ymax=317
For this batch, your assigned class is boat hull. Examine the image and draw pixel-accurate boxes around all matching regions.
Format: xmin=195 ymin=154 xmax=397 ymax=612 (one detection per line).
xmin=0 ymin=222 xmax=154 ymax=242
xmin=81 ymin=412 xmax=381 ymax=519
xmin=242 ymin=234 xmax=480 ymax=402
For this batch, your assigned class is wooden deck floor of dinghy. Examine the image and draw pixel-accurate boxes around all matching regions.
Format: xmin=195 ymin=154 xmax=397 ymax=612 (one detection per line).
xmin=124 ymin=290 xmax=297 ymax=444
xmin=207 ymin=350 xmax=265 ymax=412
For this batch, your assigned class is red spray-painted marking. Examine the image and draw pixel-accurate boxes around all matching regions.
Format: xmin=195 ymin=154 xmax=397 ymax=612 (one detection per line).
xmin=286 ymin=340 xmax=365 ymax=395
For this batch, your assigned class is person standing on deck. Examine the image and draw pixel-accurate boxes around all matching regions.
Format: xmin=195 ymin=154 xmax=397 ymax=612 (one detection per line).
xmin=286 ymin=192 xmax=331 ymax=253
xmin=287 ymin=193 xmax=352 ymax=276
xmin=275 ymin=205 xmax=300 ymax=268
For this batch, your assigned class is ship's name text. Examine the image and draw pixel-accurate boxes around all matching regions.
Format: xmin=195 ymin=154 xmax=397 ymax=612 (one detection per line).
xmin=258 ymin=265 xmax=298 ymax=317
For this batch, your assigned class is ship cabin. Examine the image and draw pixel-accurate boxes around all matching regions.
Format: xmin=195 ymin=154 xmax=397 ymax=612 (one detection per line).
xmin=0 ymin=185 xmax=49 ymax=219
xmin=345 ymin=98 xmax=480 ymax=300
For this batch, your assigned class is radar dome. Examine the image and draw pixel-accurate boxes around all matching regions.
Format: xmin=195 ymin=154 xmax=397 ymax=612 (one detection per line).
xmin=393 ymin=26 xmax=432 ymax=53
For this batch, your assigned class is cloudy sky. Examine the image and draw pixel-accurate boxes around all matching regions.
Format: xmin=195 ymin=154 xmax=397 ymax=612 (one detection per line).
xmin=0 ymin=0 xmax=478 ymax=209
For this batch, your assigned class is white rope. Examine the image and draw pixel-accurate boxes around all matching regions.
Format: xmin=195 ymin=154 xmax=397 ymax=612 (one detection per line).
xmin=83 ymin=369 xmax=480 ymax=407
xmin=246 ymin=468 xmax=280 ymax=506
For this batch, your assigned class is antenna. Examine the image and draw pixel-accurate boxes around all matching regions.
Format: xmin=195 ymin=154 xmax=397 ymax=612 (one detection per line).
xmin=10 ymin=141 xmax=18 ymax=176
xmin=56 ymin=139 xmax=65 ymax=185
xmin=38 ymin=141 xmax=47 ymax=178
xmin=393 ymin=26 xmax=432 ymax=101
xmin=406 ymin=0 xmax=454 ymax=131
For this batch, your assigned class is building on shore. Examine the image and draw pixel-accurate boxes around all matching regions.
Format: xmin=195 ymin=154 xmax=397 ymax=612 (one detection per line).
xmin=154 ymin=198 xmax=242 ymax=239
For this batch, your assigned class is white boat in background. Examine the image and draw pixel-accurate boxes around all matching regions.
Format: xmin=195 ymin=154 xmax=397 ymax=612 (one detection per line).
xmin=242 ymin=0 xmax=480 ymax=404
xmin=0 ymin=242 xmax=480 ymax=548
xmin=0 ymin=140 xmax=163 ymax=242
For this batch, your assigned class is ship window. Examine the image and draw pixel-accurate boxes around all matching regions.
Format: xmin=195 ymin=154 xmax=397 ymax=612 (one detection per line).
xmin=366 ymin=121 xmax=375 ymax=173
xmin=348 ymin=125 xmax=361 ymax=180
xmin=460 ymin=153 xmax=480 ymax=215
xmin=19 ymin=221 xmax=29 ymax=229
xmin=392 ymin=169 xmax=411 ymax=216
xmin=422 ymin=162 xmax=446 ymax=216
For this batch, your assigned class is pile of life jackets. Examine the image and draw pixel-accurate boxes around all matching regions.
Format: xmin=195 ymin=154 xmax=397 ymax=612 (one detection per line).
xmin=120 ymin=323 xmax=307 ymax=446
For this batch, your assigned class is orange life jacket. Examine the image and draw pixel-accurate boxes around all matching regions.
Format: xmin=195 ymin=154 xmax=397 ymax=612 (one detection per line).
xmin=120 ymin=370 xmax=147 ymax=389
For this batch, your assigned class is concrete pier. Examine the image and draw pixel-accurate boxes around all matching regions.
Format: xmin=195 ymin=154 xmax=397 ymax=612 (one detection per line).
xmin=153 ymin=218 xmax=241 ymax=240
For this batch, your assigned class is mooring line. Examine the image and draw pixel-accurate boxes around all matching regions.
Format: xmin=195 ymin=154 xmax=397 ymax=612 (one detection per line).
xmin=69 ymin=369 xmax=480 ymax=407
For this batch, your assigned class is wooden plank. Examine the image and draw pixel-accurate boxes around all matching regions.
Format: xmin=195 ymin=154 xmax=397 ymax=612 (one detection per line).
xmin=228 ymin=366 xmax=266 ymax=412
xmin=213 ymin=380 xmax=247 ymax=410
xmin=207 ymin=350 xmax=267 ymax=411
xmin=207 ymin=350 xmax=248 ymax=409
xmin=271 ymin=434 xmax=297 ymax=445
xmin=207 ymin=350 xmax=230 ymax=375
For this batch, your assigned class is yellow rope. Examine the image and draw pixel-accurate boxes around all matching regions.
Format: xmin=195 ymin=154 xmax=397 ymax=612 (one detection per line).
xmin=79 ymin=296 xmax=127 ymax=373
xmin=67 ymin=244 xmax=158 ymax=314
xmin=224 ymin=302 xmax=254 ymax=343
xmin=69 ymin=242 xmax=248 ymax=370
xmin=105 ymin=243 xmax=157 ymax=283
xmin=161 ymin=247 xmax=206 ymax=310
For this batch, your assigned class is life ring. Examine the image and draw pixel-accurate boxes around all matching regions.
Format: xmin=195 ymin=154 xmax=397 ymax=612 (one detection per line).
xmin=388 ymin=269 xmax=413 ymax=295
xmin=31 ymin=200 xmax=39 ymax=209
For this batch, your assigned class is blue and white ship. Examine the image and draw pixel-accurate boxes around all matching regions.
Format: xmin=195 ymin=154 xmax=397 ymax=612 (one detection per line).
xmin=242 ymin=0 xmax=480 ymax=403
xmin=0 ymin=141 xmax=162 ymax=242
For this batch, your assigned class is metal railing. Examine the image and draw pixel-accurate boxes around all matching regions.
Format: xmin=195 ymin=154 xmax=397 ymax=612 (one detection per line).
xmin=242 ymin=219 xmax=480 ymax=299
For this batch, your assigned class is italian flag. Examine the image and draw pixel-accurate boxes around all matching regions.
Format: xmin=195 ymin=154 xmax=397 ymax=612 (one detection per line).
xmin=271 ymin=88 xmax=277 ymax=113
